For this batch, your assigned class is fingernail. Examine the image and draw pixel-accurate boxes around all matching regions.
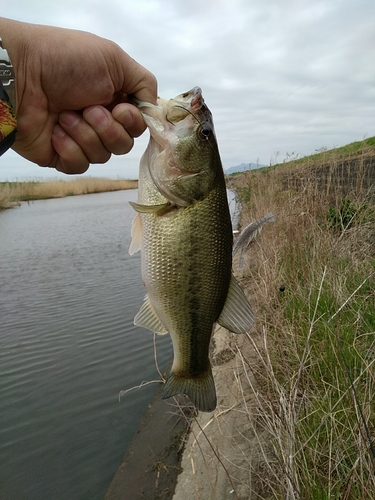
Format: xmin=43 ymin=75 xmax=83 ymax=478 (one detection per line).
xmin=53 ymin=124 xmax=66 ymax=138
xmin=122 ymin=110 xmax=134 ymax=128
xmin=85 ymin=107 xmax=109 ymax=131
xmin=59 ymin=111 xmax=80 ymax=128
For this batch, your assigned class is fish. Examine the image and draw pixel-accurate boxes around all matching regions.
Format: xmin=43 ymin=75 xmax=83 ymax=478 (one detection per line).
xmin=129 ymin=87 xmax=255 ymax=412
xmin=233 ymin=213 xmax=276 ymax=269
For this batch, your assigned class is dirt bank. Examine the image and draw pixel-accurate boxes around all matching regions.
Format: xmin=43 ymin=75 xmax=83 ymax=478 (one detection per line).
xmin=104 ymin=379 xmax=192 ymax=500
xmin=171 ymin=323 xmax=270 ymax=500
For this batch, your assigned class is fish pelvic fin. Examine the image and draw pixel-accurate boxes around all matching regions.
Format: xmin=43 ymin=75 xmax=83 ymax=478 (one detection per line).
xmin=129 ymin=213 xmax=142 ymax=255
xmin=134 ymin=295 xmax=169 ymax=335
xmin=161 ymin=370 xmax=217 ymax=413
xmin=217 ymin=274 xmax=255 ymax=333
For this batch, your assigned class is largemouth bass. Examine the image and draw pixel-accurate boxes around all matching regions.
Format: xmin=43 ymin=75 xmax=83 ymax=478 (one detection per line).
xmin=129 ymin=87 xmax=254 ymax=412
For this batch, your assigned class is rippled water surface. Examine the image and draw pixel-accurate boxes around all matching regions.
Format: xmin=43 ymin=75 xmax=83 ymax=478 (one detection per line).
xmin=0 ymin=191 xmax=172 ymax=500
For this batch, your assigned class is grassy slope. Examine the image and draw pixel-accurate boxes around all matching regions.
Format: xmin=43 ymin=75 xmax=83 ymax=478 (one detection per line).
xmin=226 ymin=137 xmax=375 ymax=498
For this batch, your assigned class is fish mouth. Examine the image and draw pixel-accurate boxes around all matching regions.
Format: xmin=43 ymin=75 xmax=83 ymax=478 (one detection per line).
xmin=175 ymin=86 xmax=203 ymax=112
xmin=130 ymin=87 xmax=205 ymax=123
xmin=131 ymin=87 xmax=216 ymax=207
xmin=164 ymin=87 xmax=204 ymax=125
xmin=130 ymin=88 xmax=211 ymax=150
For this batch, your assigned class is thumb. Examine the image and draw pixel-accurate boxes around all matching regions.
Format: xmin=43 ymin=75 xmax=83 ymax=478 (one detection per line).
xmin=118 ymin=51 xmax=158 ymax=105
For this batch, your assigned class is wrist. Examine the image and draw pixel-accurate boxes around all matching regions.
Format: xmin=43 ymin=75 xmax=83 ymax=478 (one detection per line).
xmin=0 ymin=18 xmax=32 ymax=115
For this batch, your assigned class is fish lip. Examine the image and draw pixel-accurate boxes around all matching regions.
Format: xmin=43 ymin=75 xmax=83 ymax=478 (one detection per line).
xmin=182 ymin=86 xmax=201 ymax=98
xmin=174 ymin=87 xmax=203 ymax=113
xmin=190 ymin=87 xmax=203 ymax=112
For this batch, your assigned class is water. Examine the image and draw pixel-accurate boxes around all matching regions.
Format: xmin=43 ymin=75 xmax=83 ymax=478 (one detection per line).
xmin=0 ymin=191 xmax=172 ymax=500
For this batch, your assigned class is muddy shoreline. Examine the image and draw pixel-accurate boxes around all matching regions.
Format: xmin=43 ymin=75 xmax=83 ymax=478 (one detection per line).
xmin=104 ymin=379 xmax=193 ymax=500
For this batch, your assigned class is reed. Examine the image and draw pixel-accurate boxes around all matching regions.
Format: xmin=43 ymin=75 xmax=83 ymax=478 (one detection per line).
xmin=225 ymin=144 xmax=375 ymax=498
xmin=0 ymin=177 xmax=138 ymax=209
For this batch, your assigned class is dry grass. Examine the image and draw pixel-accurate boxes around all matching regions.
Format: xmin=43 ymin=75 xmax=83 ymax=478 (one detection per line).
xmin=225 ymin=150 xmax=375 ymax=498
xmin=0 ymin=177 xmax=138 ymax=209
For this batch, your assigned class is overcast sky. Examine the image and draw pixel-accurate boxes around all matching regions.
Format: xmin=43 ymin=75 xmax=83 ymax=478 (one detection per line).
xmin=1 ymin=0 xmax=374 ymax=180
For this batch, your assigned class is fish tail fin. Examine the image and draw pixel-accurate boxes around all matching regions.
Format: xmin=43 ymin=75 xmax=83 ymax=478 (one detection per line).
xmin=161 ymin=370 xmax=217 ymax=413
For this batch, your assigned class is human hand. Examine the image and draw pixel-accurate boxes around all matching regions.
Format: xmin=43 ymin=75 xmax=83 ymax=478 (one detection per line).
xmin=0 ymin=18 xmax=157 ymax=173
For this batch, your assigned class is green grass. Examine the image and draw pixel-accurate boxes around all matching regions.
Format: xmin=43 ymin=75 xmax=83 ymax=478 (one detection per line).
xmin=274 ymin=135 xmax=375 ymax=170
xmin=273 ymin=256 xmax=375 ymax=498
xmin=228 ymin=142 xmax=375 ymax=498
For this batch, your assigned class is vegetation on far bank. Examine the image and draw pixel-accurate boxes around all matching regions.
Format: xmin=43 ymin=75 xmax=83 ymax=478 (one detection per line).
xmin=279 ymin=135 xmax=375 ymax=169
xmin=224 ymin=141 xmax=375 ymax=498
xmin=0 ymin=177 xmax=138 ymax=209
xmin=227 ymin=136 xmax=375 ymax=177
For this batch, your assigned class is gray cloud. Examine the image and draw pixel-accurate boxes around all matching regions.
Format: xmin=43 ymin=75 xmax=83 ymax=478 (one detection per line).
xmin=1 ymin=0 xmax=374 ymax=179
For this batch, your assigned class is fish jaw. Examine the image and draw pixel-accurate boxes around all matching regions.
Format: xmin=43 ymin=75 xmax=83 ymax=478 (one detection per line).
xmin=134 ymin=88 xmax=221 ymax=207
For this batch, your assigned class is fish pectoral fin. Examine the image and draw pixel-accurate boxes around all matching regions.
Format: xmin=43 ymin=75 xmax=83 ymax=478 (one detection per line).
xmin=129 ymin=213 xmax=143 ymax=255
xmin=217 ymin=274 xmax=255 ymax=333
xmin=161 ymin=370 xmax=217 ymax=413
xmin=129 ymin=201 xmax=170 ymax=215
xmin=134 ymin=295 xmax=169 ymax=335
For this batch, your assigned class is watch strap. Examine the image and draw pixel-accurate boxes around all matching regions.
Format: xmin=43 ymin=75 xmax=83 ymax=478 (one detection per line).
xmin=0 ymin=37 xmax=15 ymax=109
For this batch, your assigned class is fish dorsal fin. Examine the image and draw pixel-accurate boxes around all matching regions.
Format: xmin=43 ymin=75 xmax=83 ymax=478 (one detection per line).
xmin=129 ymin=213 xmax=143 ymax=255
xmin=217 ymin=274 xmax=255 ymax=333
xmin=134 ymin=295 xmax=169 ymax=335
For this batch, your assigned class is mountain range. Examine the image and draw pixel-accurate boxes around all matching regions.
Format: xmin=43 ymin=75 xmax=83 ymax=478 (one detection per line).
xmin=225 ymin=162 xmax=266 ymax=174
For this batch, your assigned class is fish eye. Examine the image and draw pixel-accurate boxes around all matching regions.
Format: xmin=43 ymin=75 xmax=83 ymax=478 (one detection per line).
xmin=200 ymin=125 xmax=212 ymax=139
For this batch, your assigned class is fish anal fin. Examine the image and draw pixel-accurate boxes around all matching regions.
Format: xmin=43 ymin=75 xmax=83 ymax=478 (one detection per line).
xmin=134 ymin=295 xmax=168 ymax=335
xmin=161 ymin=370 xmax=216 ymax=412
xmin=217 ymin=274 xmax=255 ymax=333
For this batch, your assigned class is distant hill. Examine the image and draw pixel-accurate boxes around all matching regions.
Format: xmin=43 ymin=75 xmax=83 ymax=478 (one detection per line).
xmin=225 ymin=162 xmax=266 ymax=174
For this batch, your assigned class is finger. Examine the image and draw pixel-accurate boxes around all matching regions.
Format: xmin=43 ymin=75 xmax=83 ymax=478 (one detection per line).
xmin=51 ymin=124 xmax=90 ymax=174
xmin=111 ymin=103 xmax=146 ymax=139
xmin=58 ymin=110 xmax=112 ymax=162
xmin=83 ymin=105 xmax=142 ymax=155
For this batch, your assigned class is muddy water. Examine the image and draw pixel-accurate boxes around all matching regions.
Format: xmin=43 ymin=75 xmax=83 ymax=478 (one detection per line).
xmin=0 ymin=190 xmax=172 ymax=500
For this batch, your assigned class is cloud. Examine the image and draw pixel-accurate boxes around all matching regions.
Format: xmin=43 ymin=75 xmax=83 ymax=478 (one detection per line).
xmin=1 ymin=0 xmax=374 ymax=179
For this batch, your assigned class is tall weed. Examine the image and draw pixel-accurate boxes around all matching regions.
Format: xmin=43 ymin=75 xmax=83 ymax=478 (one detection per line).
xmin=228 ymin=149 xmax=375 ymax=498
